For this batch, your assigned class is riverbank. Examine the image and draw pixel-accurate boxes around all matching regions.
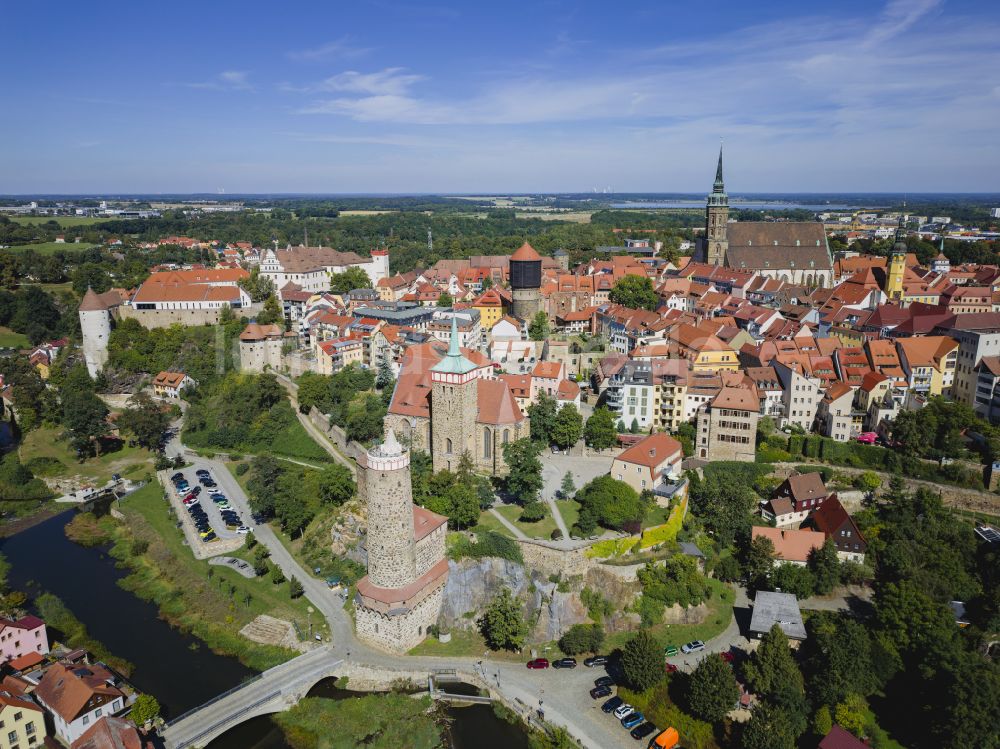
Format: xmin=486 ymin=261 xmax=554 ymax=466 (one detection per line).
xmin=105 ymin=481 xmax=306 ymax=671
xmin=34 ymin=592 xmax=135 ymax=676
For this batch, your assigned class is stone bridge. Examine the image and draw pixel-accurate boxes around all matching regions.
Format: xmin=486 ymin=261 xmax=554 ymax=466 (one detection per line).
xmin=160 ymin=647 xmax=343 ymax=749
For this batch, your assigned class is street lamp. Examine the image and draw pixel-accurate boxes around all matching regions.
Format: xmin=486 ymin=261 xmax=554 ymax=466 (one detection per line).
xmin=307 ymin=606 xmax=314 ymax=639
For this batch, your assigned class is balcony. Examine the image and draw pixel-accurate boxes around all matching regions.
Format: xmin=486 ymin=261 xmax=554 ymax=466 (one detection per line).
xmin=653 ymin=477 xmax=688 ymax=500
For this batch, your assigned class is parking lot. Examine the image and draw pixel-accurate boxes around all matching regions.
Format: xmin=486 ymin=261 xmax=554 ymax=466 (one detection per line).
xmin=161 ymin=461 xmax=253 ymax=559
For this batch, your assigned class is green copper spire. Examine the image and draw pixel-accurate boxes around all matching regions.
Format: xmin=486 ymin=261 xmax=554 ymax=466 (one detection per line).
xmin=447 ymin=314 xmax=460 ymax=357
xmin=892 ymin=212 xmax=908 ymax=255
xmin=431 ymin=313 xmax=477 ymax=375
xmin=713 ymin=145 xmax=725 ymax=194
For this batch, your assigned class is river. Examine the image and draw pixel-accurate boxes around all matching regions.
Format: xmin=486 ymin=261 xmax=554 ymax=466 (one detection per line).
xmin=0 ymin=511 xmax=528 ymax=749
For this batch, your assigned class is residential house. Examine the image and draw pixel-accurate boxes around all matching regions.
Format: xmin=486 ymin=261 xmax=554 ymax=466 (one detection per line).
xmin=749 ymin=590 xmax=806 ymax=640
xmin=818 ymin=725 xmax=868 ymax=749
xmin=817 ymin=382 xmax=856 ymax=442
xmin=0 ymin=691 xmax=46 ymax=749
xmin=151 ymin=371 xmax=195 ymax=399
xmin=761 ymin=472 xmax=832 ymax=527
xmin=0 ymin=616 xmax=48 ymax=663
xmin=316 ymin=338 xmax=364 ymax=375
xmin=71 ymin=715 xmax=153 ymax=749
xmin=610 ymin=432 xmax=684 ymax=503
xmin=530 ymin=361 xmax=565 ymax=402
xmin=751 ymin=526 xmax=826 ymax=566
xmin=694 ymin=386 xmax=759 ymax=462
xmin=34 ymin=662 xmax=128 ymax=745
xmin=809 ymin=496 xmax=867 ymax=563
xmin=605 ymin=361 xmax=657 ymax=430
xmin=895 ymin=335 xmax=958 ymax=397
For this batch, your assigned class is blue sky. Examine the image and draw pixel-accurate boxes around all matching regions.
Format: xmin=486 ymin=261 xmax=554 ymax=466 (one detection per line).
xmin=3 ymin=0 xmax=998 ymax=194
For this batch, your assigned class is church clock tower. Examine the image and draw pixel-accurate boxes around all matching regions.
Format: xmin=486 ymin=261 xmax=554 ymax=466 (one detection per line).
xmin=705 ymin=147 xmax=729 ymax=266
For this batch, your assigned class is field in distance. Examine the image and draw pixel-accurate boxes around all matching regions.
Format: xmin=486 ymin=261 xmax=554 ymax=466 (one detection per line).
xmin=9 ymin=215 xmax=108 ymax=227
xmin=5 ymin=242 xmax=100 ymax=254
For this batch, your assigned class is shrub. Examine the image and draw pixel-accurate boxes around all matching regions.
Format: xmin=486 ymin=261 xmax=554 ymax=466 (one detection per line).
xmin=447 ymin=531 xmax=523 ymax=564
xmin=235 ymin=462 xmax=250 ymax=476
xmin=558 ymin=623 xmax=605 ymax=655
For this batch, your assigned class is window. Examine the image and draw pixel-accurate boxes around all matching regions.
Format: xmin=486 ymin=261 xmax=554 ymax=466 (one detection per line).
xmin=95 ymin=708 xmax=102 ymax=718
xmin=8 ymin=730 xmax=16 ymax=743
xmin=13 ymin=712 xmax=21 ymax=721
xmin=24 ymin=723 xmax=34 ymax=736
xmin=83 ymin=716 xmax=90 ymax=725
xmin=445 ymin=438 xmax=453 ymax=454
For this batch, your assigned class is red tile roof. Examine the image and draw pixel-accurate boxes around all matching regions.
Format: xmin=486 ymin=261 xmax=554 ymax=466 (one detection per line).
xmin=511 ymin=242 xmax=541 ymax=262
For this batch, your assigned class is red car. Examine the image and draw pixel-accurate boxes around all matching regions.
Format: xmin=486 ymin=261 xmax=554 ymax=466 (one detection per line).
xmin=856 ymin=432 xmax=878 ymax=444
xmin=720 ymin=651 xmax=735 ymax=664
xmin=526 ymin=658 xmax=550 ymax=669
xmin=664 ymin=662 xmax=678 ymax=673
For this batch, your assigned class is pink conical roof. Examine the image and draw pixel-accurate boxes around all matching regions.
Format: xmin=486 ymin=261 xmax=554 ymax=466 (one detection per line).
xmin=511 ymin=242 xmax=541 ymax=261
xmin=78 ymin=287 xmax=107 ymax=311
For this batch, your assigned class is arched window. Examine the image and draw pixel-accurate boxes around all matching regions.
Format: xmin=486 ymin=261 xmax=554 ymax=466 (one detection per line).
xmin=502 ymin=429 xmax=510 ymax=443
xmin=446 ymin=437 xmax=453 ymax=454
xmin=483 ymin=428 xmax=492 ymax=458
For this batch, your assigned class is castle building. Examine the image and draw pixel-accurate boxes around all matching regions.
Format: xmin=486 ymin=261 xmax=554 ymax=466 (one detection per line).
xmin=260 ymin=244 xmax=390 ymax=292
xmin=384 ymin=316 xmax=529 ymax=475
xmin=510 ymin=242 xmax=543 ymax=321
xmin=354 ymin=430 xmax=449 ymax=654
xmin=695 ymin=150 xmax=834 ymax=288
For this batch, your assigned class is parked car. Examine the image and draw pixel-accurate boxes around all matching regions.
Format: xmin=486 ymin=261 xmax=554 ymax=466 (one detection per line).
xmin=196 ymin=469 xmax=210 ymax=476
xmin=720 ymin=651 xmax=735 ymax=664
xmin=601 ymin=696 xmax=624 ymax=713
xmin=613 ymin=704 xmax=635 ymax=719
xmin=663 ymin=645 xmax=679 ymax=657
xmin=681 ymin=640 xmax=705 ymax=654
xmin=553 ymin=658 xmax=577 ymax=669
xmin=584 ymin=655 xmax=608 ymax=668
xmin=171 ymin=473 xmax=184 ymax=481
xmin=526 ymin=658 xmax=549 ymax=669
xmin=665 ymin=662 xmax=677 ymax=673
xmin=202 ymin=532 xmax=217 ymax=542
xmin=622 ymin=712 xmax=645 ymax=729
xmin=630 ymin=722 xmax=657 ymax=741
xmin=590 ymin=686 xmax=612 ymax=699
xmin=856 ymin=432 xmax=878 ymax=444
xmin=236 ymin=526 xmax=251 ymax=534
xmin=594 ymin=676 xmax=614 ymax=688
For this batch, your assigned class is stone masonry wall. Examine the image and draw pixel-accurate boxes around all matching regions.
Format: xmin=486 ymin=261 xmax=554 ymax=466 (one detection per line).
xmin=355 ymin=586 xmax=444 ymax=654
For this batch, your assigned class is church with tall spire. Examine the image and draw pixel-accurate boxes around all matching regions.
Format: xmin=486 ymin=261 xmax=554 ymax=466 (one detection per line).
xmin=383 ymin=311 xmax=529 ymax=476
xmin=693 ymin=148 xmax=834 ymax=288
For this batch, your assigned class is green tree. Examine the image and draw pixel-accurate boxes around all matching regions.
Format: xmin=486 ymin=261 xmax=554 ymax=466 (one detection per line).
xmin=289 ymin=576 xmax=304 ymax=598
xmin=118 ymin=391 xmax=170 ymax=451
xmin=238 ymin=266 xmax=277 ymax=302
xmin=346 ymin=393 xmax=386 ymax=443
xmin=558 ymin=623 xmax=605 ymax=655
xmin=771 ymin=563 xmax=815 ymax=599
xmin=742 ymin=536 xmax=775 ymax=591
xmin=808 ymin=538 xmax=840 ymax=595
xmin=742 ymin=702 xmax=797 ymax=749
xmin=742 ymin=624 xmax=804 ymax=700
xmin=501 ymin=439 xmax=543 ymax=502
xmin=551 ymin=403 xmax=583 ymax=449
xmin=317 ymin=463 xmax=355 ymax=506
xmin=620 ymin=630 xmax=663 ymax=691
xmin=559 ymin=471 xmax=576 ymax=499
xmin=527 ymin=392 xmax=558 ymax=444
xmin=687 ymin=654 xmax=740 ymax=722
xmin=812 ymin=705 xmax=833 ymax=737
xmin=833 ymin=693 xmax=868 ymax=737
xmin=584 ymin=407 xmax=617 ymax=449
xmin=130 ymin=694 xmax=160 ymax=725
xmin=270 ymin=563 xmax=287 ymax=585
xmin=528 ymin=310 xmax=549 ymax=341
xmin=574 ymin=475 xmax=645 ymax=531
xmin=329 ymin=266 xmax=372 ymax=295
xmin=375 ymin=357 xmax=394 ymax=390
xmin=479 ymin=587 xmax=527 ymax=651
xmin=518 ymin=499 xmax=547 ymax=523
xmin=853 ymin=471 xmax=882 ymax=500
xmin=295 ymin=371 xmax=332 ymax=413
xmin=436 ymin=291 xmax=453 ymax=307
xmin=608 ymin=274 xmax=659 ymax=311
xmin=62 ymin=388 xmax=110 ymax=456
xmin=71 ymin=263 xmax=111 ymax=296
xmin=255 ymin=293 xmax=284 ymax=327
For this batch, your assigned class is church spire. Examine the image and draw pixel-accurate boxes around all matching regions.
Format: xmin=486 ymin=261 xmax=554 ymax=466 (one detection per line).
xmin=431 ymin=313 xmax=476 ymax=376
xmin=713 ymin=145 xmax=725 ymax=194
xmin=447 ymin=313 xmax=460 ymax=357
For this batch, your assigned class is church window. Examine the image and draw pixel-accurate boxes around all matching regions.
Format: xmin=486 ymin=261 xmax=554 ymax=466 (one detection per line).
xmin=446 ymin=438 xmax=453 ymax=454
xmin=503 ymin=429 xmax=510 ymax=443
xmin=483 ymin=429 xmax=492 ymax=458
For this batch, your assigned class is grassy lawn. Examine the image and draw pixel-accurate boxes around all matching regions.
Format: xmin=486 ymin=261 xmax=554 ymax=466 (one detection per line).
xmin=554 ymin=499 xmax=580 ymax=531
xmin=10 ymin=215 xmax=108 ymax=227
xmin=0 ymin=327 xmax=30 ymax=349
xmin=642 ymin=504 xmax=671 ymax=529
xmin=115 ymin=481 xmax=312 ymax=670
xmin=604 ymin=579 xmax=735 ymax=653
xmin=407 ymin=626 xmax=526 ymax=661
xmin=186 ymin=417 xmax=331 ymax=464
xmin=7 ymin=242 xmax=100 ymax=254
xmin=495 ymin=503 xmax=559 ymax=539
xmin=473 ymin=510 xmax=516 ymax=538
xmin=19 ymin=425 xmax=154 ymax=486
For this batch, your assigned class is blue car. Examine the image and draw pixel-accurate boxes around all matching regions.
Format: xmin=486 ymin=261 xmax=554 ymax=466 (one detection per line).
xmin=621 ymin=712 xmax=644 ymax=729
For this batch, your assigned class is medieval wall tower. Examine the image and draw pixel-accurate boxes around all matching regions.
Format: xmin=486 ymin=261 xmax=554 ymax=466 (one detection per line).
xmin=355 ymin=430 xmax=449 ymax=654
xmin=510 ymin=241 xmax=543 ymax=320
xmin=705 ymin=147 xmax=729 ymax=266
xmin=79 ymin=287 xmax=114 ymax=379
xmin=430 ymin=316 xmax=479 ymax=472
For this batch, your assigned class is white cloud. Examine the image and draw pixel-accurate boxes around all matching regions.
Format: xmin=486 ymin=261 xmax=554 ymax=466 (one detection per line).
xmin=287 ymin=37 xmax=372 ymax=62
xmin=187 ymin=70 xmax=254 ymax=91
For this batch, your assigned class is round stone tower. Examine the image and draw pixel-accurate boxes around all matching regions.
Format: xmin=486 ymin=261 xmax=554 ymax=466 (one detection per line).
xmin=364 ymin=429 xmax=417 ymax=590
xmin=79 ymin=287 xmax=112 ymax=379
xmin=510 ymin=241 xmax=542 ymax=320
